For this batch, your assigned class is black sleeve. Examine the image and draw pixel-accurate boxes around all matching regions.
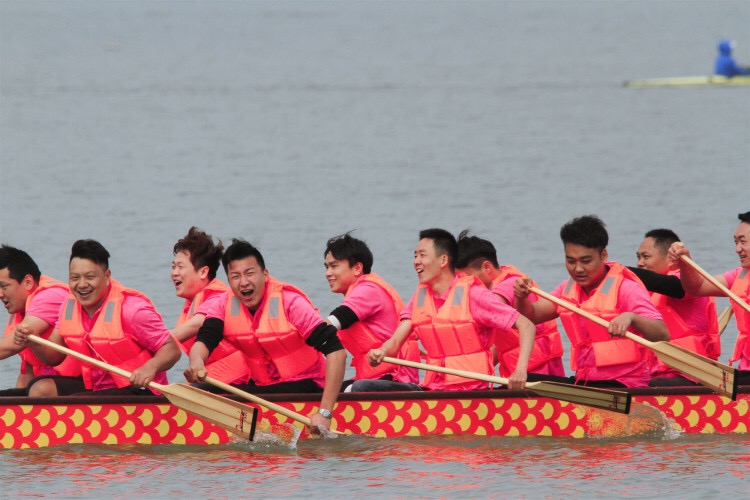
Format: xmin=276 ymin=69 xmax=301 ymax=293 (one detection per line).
xmin=627 ymin=266 xmax=685 ymax=298
xmin=328 ymin=305 xmax=360 ymax=330
xmin=306 ymin=322 xmax=345 ymax=356
xmin=195 ymin=317 xmax=225 ymax=354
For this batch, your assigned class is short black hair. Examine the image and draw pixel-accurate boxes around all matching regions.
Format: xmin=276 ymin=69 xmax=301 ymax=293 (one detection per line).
xmin=559 ymin=215 xmax=608 ymax=251
xmin=174 ymin=226 xmax=224 ymax=280
xmin=419 ymin=228 xmax=458 ymax=271
xmin=0 ymin=245 xmax=41 ymax=283
xmin=738 ymin=211 xmax=750 ymax=224
xmin=325 ymin=232 xmax=373 ymax=274
xmin=70 ymin=240 xmax=110 ymax=269
xmin=455 ymin=230 xmax=499 ymax=269
xmin=644 ymin=228 xmax=680 ymax=255
xmin=222 ymin=239 xmax=265 ymax=273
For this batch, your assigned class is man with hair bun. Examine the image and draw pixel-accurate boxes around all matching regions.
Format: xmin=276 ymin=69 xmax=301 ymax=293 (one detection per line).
xmin=455 ymin=230 xmax=566 ymax=380
xmin=170 ymin=227 xmax=248 ymax=384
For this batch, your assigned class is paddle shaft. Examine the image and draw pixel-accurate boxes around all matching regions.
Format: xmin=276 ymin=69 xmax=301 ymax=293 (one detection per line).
xmin=529 ymin=286 xmax=653 ymax=348
xmin=26 ymin=334 xmax=165 ymax=390
xmin=382 ymin=356 xmax=511 ymax=387
xmin=680 ymin=255 xmax=750 ymax=315
xmin=718 ymin=306 xmax=734 ymax=336
xmin=201 ymin=374 xmax=312 ymax=426
xmin=380 ymin=355 xmax=632 ymax=413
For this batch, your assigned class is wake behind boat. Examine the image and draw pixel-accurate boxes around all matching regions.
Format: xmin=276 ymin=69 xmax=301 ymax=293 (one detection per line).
xmin=624 ymin=75 xmax=750 ymax=87
xmin=2 ymin=384 xmax=749 ymax=449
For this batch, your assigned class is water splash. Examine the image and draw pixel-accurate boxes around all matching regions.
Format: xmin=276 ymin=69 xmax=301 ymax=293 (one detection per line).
xmin=238 ymin=421 xmax=302 ymax=449
xmin=253 ymin=424 xmax=302 ymax=449
xmin=584 ymin=402 xmax=683 ymax=440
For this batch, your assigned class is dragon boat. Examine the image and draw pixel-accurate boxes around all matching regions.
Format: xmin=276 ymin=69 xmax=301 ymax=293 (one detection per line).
xmin=2 ymin=385 xmax=749 ymax=449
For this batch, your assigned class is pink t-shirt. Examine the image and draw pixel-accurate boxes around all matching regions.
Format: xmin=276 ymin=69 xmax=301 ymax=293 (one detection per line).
xmin=493 ymin=277 xmax=551 ymax=312
xmin=204 ymin=287 xmax=326 ymax=387
xmin=194 ymin=291 xmax=228 ymax=318
xmin=659 ymin=271 xmax=714 ymax=333
xmin=56 ymin=293 xmax=172 ymax=391
xmin=22 ymin=286 xmax=70 ymax=376
xmin=342 ymin=276 xmax=400 ymax=343
xmin=26 ymin=286 xmax=70 ymax=327
xmin=491 ymin=278 xmax=515 ymax=305
xmin=551 ymin=274 xmax=662 ymax=388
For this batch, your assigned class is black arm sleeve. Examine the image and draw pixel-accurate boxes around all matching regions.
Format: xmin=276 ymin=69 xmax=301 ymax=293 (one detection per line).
xmin=306 ymin=322 xmax=345 ymax=356
xmin=627 ymin=266 xmax=685 ymax=298
xmin=328 ymin=305 xmax=360 ymax=330
xmin=194 ymin=317 xmax=225 ymax=354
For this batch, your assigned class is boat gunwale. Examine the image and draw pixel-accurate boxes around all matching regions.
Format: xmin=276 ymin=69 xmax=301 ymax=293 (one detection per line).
xmin=2 ymin=384 xmax=749 ymax=407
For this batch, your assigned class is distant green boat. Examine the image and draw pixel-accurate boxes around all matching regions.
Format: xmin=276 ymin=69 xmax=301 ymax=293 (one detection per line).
xmin=624 ymin=75 xmax=750 ymax=87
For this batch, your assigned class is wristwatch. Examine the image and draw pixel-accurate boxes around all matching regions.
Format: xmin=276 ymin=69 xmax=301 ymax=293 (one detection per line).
xmin=318 ymin=408 xmax=333 ymax=419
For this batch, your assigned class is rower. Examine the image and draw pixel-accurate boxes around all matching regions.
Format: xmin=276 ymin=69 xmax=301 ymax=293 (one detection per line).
xmin=714 ymin=39 xmax=750 ymax=77
xmin=668 ymin=211 xmax=750 ymax=376
xmin=455 ymin=230 xmax=566 ymax=380
xmin=0 ymin=245 xmax=82 ymax=396
xmin=361 ymin=228 xmax=537 ymax=392
xmin=514 ymin=215 xmax=669 ymax=388
xmin=183 ymin=238 xmax=346 ymax=435
xmin=636 ymin=228 xmax=720 ymax=386
xmin=169 ymin=227 xmax=249 ymax=384
xmin=322 ymin=232 xmax=420 ymax=391
xmin=13 ymin=239 xmax=181 ymax=396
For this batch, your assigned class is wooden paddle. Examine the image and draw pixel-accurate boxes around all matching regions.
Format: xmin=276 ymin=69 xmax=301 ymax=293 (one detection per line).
xmin=718 ymin=306 xmax=734 ymax=336
xmin=198 ymin=372 xmax=345 ymax=436
xmin=198 ymin=373 xmax=310 ymax=426
xmin=529 ymin=286 xmax=738 ymax=400
xmin=26 ymin=334 xmax=258 ymax=440
xmin=680 ymin=255 xmax=750 ymax=315
xmin=379 ymin=355 xmax=631 ymax=414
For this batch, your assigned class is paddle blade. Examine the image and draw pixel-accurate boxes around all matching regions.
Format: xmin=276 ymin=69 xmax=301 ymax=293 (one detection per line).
xmin=648 ymin=342 xmax=737 ymax=400
xmin=161 ymin=384 xmax=258 ymax=441
xmin=527 ymin=381 xmax=631 ymax=414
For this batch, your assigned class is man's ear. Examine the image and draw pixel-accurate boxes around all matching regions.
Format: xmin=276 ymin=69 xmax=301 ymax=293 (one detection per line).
xmin=352 ymin=262 xmax=364 ymax=277
xmin=198 ymin=266 xmax=209 ymax=280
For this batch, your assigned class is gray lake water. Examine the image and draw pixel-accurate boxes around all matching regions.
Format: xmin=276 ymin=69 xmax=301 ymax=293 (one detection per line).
xmin=1 ymin=0 xmax=749 ymax=497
